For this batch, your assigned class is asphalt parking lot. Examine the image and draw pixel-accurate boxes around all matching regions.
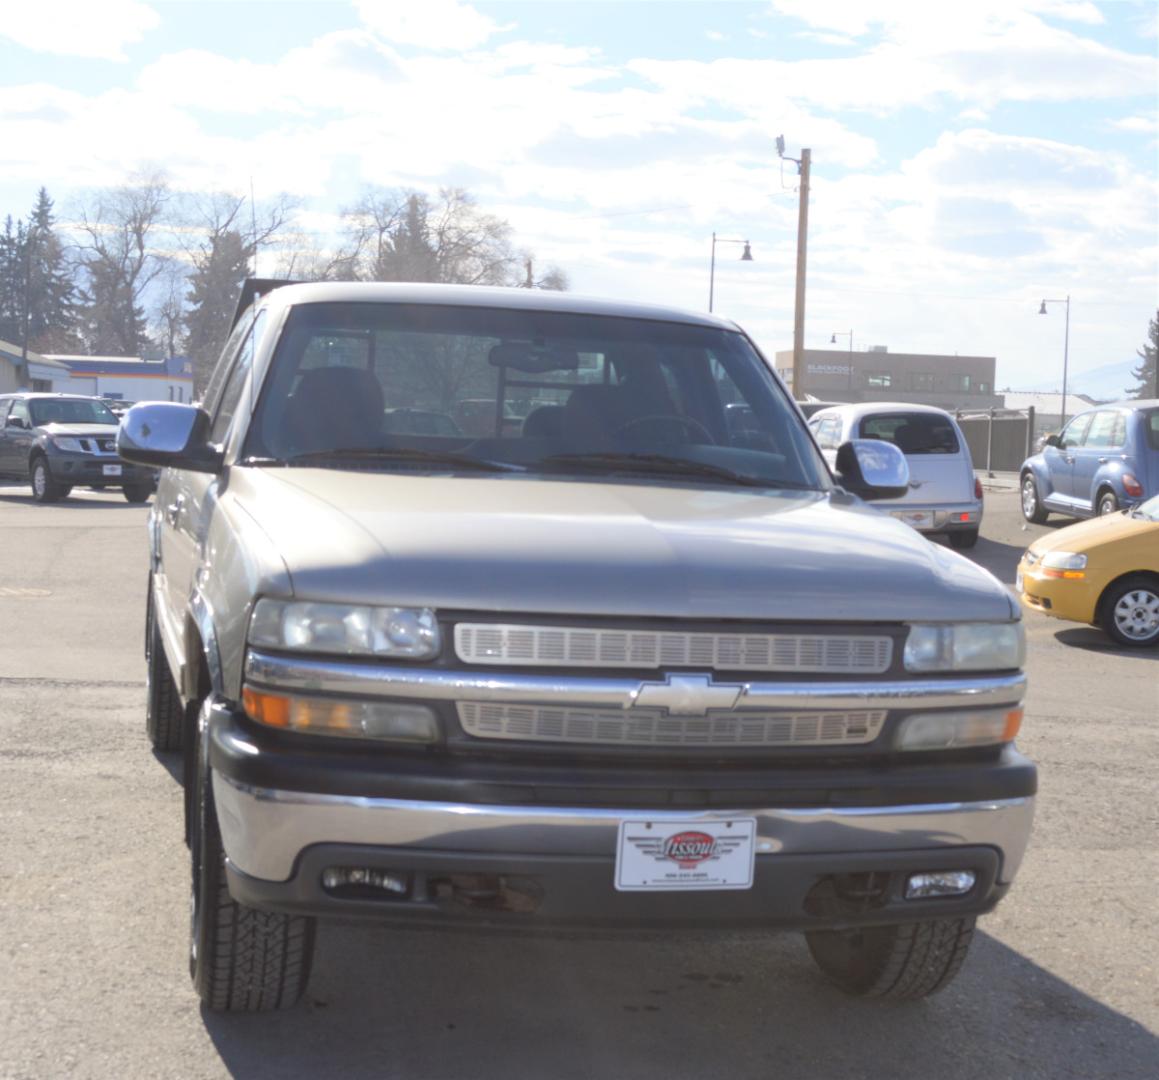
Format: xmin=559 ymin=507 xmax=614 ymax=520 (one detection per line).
xmin=0 ymin=481 xmax=1156 ymax=1080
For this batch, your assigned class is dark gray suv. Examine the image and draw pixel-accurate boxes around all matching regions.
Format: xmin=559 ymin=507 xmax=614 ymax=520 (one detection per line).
xmin=0 ymin=392 xmax=155 ymax=503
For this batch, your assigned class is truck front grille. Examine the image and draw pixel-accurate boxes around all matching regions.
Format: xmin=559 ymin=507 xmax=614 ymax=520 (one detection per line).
xmin=454 ymin=623 xmax=892 ymax=674
xmin=457 ymin=702 xmax=887 ymax=748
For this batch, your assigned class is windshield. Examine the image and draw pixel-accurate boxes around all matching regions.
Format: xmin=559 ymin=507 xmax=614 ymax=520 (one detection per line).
xmin=245 ymin=302 xmax=829 ymax=492
xmin=29 ymin=398 xmax=118 ymax=426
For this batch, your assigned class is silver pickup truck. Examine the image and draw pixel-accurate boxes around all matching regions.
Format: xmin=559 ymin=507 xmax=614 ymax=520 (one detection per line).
xmin=119 ymin=281 xmax=1034 ymax=1012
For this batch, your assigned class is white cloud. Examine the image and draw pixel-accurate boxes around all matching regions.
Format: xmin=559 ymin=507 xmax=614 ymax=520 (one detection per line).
xmin=0 ymin=0 xmax=158 ymax=61
xmin=706 ymin=31 xmax=727 ymax=42
xmin=355 ymin=0 xmax=503 ymax=51
xmin=1110 ymin=114 xmax=1159 ymax=134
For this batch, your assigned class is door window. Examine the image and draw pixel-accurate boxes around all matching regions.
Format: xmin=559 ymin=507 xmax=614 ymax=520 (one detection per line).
xmin=1058 ymin=414 xmax=1092 ymax=449
xmin=1082 ymin=411 xmax=1122 ymax=449
xmin=210 ymin=312 xmax=264 ymax=444
xmin=8 ymin=399 xmax=30 ymax=429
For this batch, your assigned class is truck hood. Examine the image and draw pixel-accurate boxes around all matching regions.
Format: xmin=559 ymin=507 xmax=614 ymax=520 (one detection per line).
xmin=226 ymin=468 xmax=1015 ymax=623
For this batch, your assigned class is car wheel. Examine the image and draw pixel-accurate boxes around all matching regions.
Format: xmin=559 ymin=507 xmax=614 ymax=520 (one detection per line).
xmin=29 ymin=456 xmax=64 ymax=503
xmin=189 ymin=719 xmax=315 ymax=1012
xmin=124 ymin=484 xmax=152 ymax=504
xmin=1100 ymin=576 xmax=1159 ymax=648
xmin=805 ymin=917 xmax=976 ymax=999
xmin=146 ymin=584 xmax=185 ymax=752
xmin=948 ymin=529 xmax=979 ymax=550
xmin=1096 ymin=490 xmax=1119 ymax=517
xmin=1020 ymin=473 xmax=1048 ymax=524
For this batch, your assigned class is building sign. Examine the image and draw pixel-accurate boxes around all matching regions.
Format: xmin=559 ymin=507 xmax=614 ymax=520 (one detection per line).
xmin=807 ymin=363 xmax=853 ymax=375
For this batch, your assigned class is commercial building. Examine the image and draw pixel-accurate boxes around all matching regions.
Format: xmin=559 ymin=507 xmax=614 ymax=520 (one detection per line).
xmin=46 ymin=355 xmax=195 ymax=404
xmin=0 ymin=340 xmax=71 ymax=393
xmin=775 ymin=347 xmax=1003 ymax=411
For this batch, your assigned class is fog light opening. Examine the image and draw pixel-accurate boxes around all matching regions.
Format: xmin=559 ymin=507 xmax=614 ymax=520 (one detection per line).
xmin=321 ymin=866 xmax=410 ymax=899
xmin=905 ymin=870 xmax=976 ymax=899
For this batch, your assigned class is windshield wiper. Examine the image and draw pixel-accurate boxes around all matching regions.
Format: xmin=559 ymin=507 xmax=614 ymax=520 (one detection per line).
xmin=536 ymin=452 xmax=812 ymax=489
xmin=276 ymin=447 xmax=524 ymax=473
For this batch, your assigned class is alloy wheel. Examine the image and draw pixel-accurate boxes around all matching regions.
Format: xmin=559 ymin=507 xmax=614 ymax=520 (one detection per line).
xmin=1021 ymin=478 xmax=1037 ymax=518
xmin=1113 ymin=588 xmax=1159 ymax=643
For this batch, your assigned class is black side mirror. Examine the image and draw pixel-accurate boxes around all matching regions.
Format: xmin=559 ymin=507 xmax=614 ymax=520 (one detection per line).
xmin=6 ymin=416 xmax=26 ymax=429
xmin=117 ymin=403 xmax=223 ymax=474
xmin=1043 ymin=433 xmax=1062 ymax=449
xmin=835 ymin=439 xmax=910 ymax=501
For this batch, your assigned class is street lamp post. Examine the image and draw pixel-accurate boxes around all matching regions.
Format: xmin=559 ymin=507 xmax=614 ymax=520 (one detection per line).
xmin=708 ymin=233 xmax=753 ymax=313
xmin=1039 ymin=296 xmax=1071 ymax=426
xmin=830 ymin=329 xmax=852 ymax=395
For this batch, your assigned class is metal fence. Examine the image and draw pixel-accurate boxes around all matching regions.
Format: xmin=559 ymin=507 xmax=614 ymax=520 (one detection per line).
xmin=955 ymin=407 xmax=1037 ymax=474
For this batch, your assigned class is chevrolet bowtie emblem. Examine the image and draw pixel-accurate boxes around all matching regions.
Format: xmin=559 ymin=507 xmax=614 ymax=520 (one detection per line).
xmin=632 ymin=674 xmax=745 ymax=716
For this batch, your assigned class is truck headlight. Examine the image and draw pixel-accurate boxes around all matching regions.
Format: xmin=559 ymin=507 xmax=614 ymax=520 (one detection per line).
xmin=904 ymin=622 xmax=1024 ymax=672
xmin=249 ymin=599 xmax=441 ymax=659
xmin=50 ymin=436 xmax=85 ymax=452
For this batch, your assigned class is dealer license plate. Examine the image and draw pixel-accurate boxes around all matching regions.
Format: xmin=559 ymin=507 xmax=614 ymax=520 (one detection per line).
xmin=102 ymin=464 xmax=122 ymax=477
xmin=614 ymin=818 xmax=756 ymax=892
xmin=892 ymin=510 xmax=933 ymax=529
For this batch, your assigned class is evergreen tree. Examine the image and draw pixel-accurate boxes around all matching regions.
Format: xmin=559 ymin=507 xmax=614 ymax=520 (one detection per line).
xmin=25 ymin=188 xmax=81 ymax=354
xmin=185 ymin=228 xmax=250 ymax=393
xmin=0 ymin=216 xmax=22 ymax=345
xmin=1126 ymin=309 xmax=1158 ymax=400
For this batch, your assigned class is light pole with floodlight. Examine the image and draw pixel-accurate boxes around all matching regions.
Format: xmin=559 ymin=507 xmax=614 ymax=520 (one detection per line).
xmin=708 ymin=233 xmax=752 ymax=313
xmin=831 ymin=329 xmax=853 ymax=395
xmin=1039 ymin=296 xmax=1070 ymax=426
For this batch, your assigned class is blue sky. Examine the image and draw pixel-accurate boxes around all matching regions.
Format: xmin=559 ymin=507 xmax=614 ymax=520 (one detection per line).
xmin=1 ymin=0 xmax=1156 ymax=393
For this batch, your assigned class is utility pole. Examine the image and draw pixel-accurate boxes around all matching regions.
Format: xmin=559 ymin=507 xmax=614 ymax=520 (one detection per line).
xmin=777 ymin=137 xmax=811 ymax=400
xmin=791 ymin=148 xmax=811 ymax=401
xmin=17 ymin=225 xmax=39 ymax=391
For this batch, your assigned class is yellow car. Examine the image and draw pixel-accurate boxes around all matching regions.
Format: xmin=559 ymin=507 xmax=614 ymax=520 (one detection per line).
xmin=1018 ymin=493 xmax=1159 ymax=646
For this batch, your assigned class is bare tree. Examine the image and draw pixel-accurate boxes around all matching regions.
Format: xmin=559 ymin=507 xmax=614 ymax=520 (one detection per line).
xmin=75 ymin=170 xmax=171 ymax=355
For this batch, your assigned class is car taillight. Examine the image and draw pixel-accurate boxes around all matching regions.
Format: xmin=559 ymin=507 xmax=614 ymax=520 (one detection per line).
xmin=974 ymin=478 xmax=983 ymax=500
xmin=1123 ymin=474 xmax=1143 ymax=497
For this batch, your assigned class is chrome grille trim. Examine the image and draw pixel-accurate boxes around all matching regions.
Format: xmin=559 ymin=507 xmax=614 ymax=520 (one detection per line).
xmin=453 ymin=624 xmax=893 ymax=674
xmin=457 ymin=702 xmax=887 ymax=747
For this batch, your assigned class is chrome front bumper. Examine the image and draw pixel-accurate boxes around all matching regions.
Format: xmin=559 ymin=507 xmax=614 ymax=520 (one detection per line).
xmin=213 ymin=771 xmax=1036 ymax=887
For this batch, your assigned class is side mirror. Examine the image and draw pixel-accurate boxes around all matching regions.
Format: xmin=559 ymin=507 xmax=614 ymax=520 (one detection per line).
xmin=117 ymin=402 xmax=223 ymax=474
xmin=1043 ymin=433 xmax=1062 ymax=449
xmin=835 ymin=439 xmax=910 ymax=501
xmin=6 ymin=416 xmax=26 ymax=429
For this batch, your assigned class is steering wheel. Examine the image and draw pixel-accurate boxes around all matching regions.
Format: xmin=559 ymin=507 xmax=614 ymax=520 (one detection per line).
xmin=613 ymin=414 xmax=716 ymax=444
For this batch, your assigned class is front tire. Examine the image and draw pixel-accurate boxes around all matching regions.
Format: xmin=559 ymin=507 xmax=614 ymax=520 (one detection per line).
xmin=124 ymin=484 xmax=152 ymax=504
xmin=30 ymin=457 xmax=65 ymax=503
xmin=1020 ymin=473 xmax=1048 ymax=524
xmin=948 ymin=528 xmax=979 ymax=550
xmin=146 ymin=587 xmax=185 ymax=752
xmin=805 ymin=917 xmax=976 ymax=999
xmin=190 ymin=728 xmax=316 ymax=1012
xmin=1100 ymin=576 xmax=1159 ymax=648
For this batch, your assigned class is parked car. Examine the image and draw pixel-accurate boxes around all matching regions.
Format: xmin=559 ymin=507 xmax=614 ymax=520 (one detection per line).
xmin=119 ymin=281 xmax=1033 ymax=1012
xmin=1019 ymin=400 xmax=1159 ymax=524
xmin=1017 ymin=492 xmax=1159 ymax=647
xmin=798 ymin=400 xmax=842 ymax=419
xmin=808 ymin=403 xmax=983 ymax=548
xmin=0 ymin=392 xmax=155 ymax=503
